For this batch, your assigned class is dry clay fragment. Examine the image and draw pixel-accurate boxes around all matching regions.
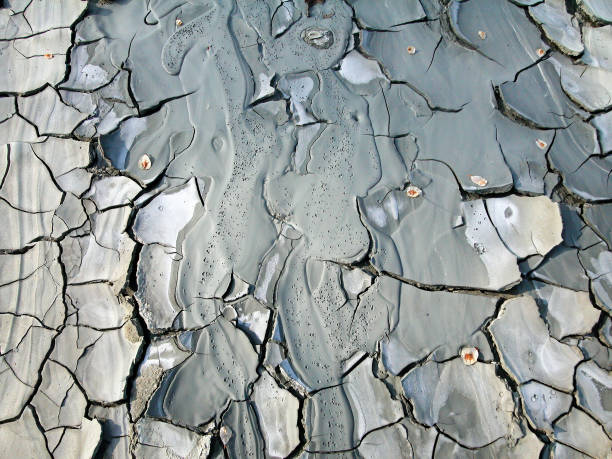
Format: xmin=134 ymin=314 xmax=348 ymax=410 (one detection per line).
xmin=358 ymin=424 xmax=416 ymax=459
xmin=486 ymin=195 xmax=563 ymax=258
xmin=434 ymin=430 xmax=544 ymax=458
xmin=349 ymin=0 xmax=425 ymax=30
xmin=529 ymin=281 xmax=600 ymax=340
xmin=0 ymin=326 xmax=56 ymax=422
xmin=13 ymin=28 xmax=72 ymax=57
xmin=0 ymin=407 xmax=51 ymax=459
xmin=24 ymin=0 xmax=87 ymax=34
xmin=31 ymin=360 xmax=88 ymax=432
xmin=306 ymin=358 xmax=403 ymax=452
xmin=402 ymin=359 xmax=517 ymax=448
xmin=584 ymin=203 xmax=612 ymax=248
xmin=135 ymin=244 xmax=182 ymax=331
xmin=135 ymin=418 xmax=210 ymax=459
xmin=561 ymin=63 xmax=612 ymax=113
xmin=499 ymin=60 xmax=576 ymax=129
xmin=132 ymin=178 xmax=203 ymax=247
xmin=18 ymin=86 xmax=87 ymax=136
xmin=0 ymin=241 xmax=63 ymax=327
xmin=579 ymin=337 xmax=612 ymax=372
xmin=67 ymin=283 xmax=131 ymax=329
xmin=489 ymin=297 xmax=582 ymax=391
xmin=252 ymin=371 xmax=300 ymax=458
xmin=519 ymin=381 xmax=572 ymax=433
xmin=337 ymin=50 xmax=387 ymax=88
xmin=52 ymin=418 xmax=101 ymax=459
xmin=529 ymin=0 xmax=584 ymax=56
xmin=0 ymin=142 xmax=63 ymax=213
xmin=148 ymin=318 xmax=259 ymax=426
xmin=84 ymin=176 xmax=141 ymax=211
xmin=494 ymin=114 xmax=554 ymax=195
xmin=361 ymin=160 xmax=520 ymax=291
xmin=578 ymin=0 xmax=612 ymax=24
xmin=582 ymin=25 xmax=612 ymax=70
xmin=579 ymin=243 xmax=612 ymax=313
xmin=31 ymin=137 xmax=90 ymax=177
xmin=575 ymin=361 xmax=612 ymax=436
xmin=88 ymin=404 xmax=130 ymax=458
xmin=382 ymin=284 xmax=496 ymax=374
xmin=548 ymin=120 xmax=611 ymax=202
xmin=0 ymin=30 xmax=72 ymax=92
xmin=0 ymin=199 xmax=54 ymax=251
xmin=553 ymin=407 xmax=612 ymax=458
xmin=531 ymin=246 xmax=590 ymax=292
xmin=75 ymin=322 xmax=143 ymax=404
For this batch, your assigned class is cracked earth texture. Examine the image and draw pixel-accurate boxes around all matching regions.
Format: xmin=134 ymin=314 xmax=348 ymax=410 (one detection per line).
xmin=0 ymin=0 xmax=611 ymax=457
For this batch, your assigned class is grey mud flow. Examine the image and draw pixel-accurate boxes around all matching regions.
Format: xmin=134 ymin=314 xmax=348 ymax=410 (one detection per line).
xmin=0 ymin=0 xmax=611 ymax=457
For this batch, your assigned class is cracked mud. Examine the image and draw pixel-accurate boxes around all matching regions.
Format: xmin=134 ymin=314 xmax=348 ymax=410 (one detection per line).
xmin=0 ymin=0 xmax=611 ymax=458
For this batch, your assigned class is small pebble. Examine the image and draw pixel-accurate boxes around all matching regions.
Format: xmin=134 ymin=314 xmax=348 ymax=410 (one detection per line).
xmin=175 ymin=18 xmax=183 ymax=27
xmin=44 ymin=53 xmax=54 ymax=59
xmin=470 ymin=175 xmax=488 ymax=187
xmin=406 ymin=46 xmax=416 ymax=55
xmin=461 ymin=347 xmax=479 ymax=365
xmin=138 ymin=154 xmax=152 ymax=170
xmin=406 ymin=185 xmax=422 ymax=198
xmin=536 ymin=48 xmax=545 ymax=57
xmin=535 ymin=139 xmax=548 ymax=150
xmin=478 ymin=30 xmax=486 ymax=40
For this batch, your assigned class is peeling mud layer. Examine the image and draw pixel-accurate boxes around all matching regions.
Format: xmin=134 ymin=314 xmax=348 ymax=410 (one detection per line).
xmin=0 ymin=0 xmax=611 ymax=458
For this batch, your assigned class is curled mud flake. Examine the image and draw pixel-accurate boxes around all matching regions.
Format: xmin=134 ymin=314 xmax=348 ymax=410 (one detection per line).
xmin=406 ymin=46 xmax=417 ymax=55
xmin=406 ymin=185 xmax=422 ymax=198
xmin=138 ymin=154 xmax=152 ymax=170
xmin=469 ymin=175 xmax=488 ymax=187
xmin=460 ymin=347 xmax=479 ymax=365
xmin=301 ymin=27 xmax=334 ymax=49
xmin=536 ymin=48 xmax=546 ymax=57
xmin=535 ymin=139 xmax=548 ymax=150
xmin=220 ymin=426 xmax=232 ymax=445
xmin=478 ymin=30 xmax=487 ymax=40
xmin=44 ymin=53 xmax=54 ymax=59
xmin=175 ymin=19 xmax=183 ymax=27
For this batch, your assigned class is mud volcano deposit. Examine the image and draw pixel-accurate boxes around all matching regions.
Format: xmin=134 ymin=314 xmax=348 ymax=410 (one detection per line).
xmin=0 ymin=0 xmax=611 ymax=457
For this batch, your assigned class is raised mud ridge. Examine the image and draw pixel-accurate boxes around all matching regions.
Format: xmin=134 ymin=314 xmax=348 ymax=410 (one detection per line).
xmin=0 ymin=0 xmax=611 ymax=458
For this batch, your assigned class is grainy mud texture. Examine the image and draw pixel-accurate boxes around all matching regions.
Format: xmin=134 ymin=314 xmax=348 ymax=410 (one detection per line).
xmin=0 ymin=0 xmax=611 ymax=457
